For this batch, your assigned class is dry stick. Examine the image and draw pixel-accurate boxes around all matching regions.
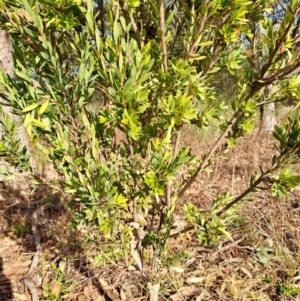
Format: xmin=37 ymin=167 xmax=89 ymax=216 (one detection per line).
xmin=23 ymin=203 xmax=64 ymax=301
xmin=215 ymin=236 xmax=246 ymax=254
xmin=148 ymin=282 xmax=160 ymax=301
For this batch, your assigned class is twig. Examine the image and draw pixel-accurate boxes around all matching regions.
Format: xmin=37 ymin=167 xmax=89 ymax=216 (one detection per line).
xmin=278 ymin=0 xmax=287 ymax=12
xmin=159 ymin=1 xmax=168 ymax=72
xmin=186 ymin=0 xmax=209 ymax=59
xmin=178 ymin=113 xmax=238 ymax=199
xmin=160 ymin=0 xmax=170 ymax=207
xmin=169 ymin=224 xmax=193 ymax=238
xmin=170 ymin=20 xmax=184 ymax=55
xmin=260 ymin=7 xmax=300 ymax=78
xmin=122 ymin=3 xmax=142 ymax=46
xmin=216 ymin=172 xmax=267 ymax=217
xmin=173 ymin=130 xmax=181 ymax=161
xmin=203 ymin=41 xmax=221 ymax=76
xmin=215 ymin=237 xmax=246 ymax=254
xmin=167 ymin=130 xmax=181 ymax=206
xmin=264 ymin=59 xmax=300 ymax=82
xmin=178 ymin=74 xmax=267 ymax=200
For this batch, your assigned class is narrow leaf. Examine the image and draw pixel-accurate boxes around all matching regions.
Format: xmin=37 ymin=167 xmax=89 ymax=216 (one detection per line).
xmin=22 ymin=103 xmax=39 ymax=113
xmin=38 ymin=99 xmax=49 ymax=115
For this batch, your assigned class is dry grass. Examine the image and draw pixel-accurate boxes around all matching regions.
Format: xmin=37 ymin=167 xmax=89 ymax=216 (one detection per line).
xmin=1 ymin=122 xmax=300 ymax=301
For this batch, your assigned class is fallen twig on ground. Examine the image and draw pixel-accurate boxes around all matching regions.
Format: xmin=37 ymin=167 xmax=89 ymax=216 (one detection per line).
xmin=23 ymin=203 xmax=64 ymax=301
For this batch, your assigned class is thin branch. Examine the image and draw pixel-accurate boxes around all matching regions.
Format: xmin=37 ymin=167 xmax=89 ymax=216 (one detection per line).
xmin=126 ymin=134 xmax=139 ymax=223
xmin=159 ymin=0 xmax=168 ymax=72
xmin=216 ymin=236 xmax=246 ymax=253
xmin=51 ymin=32 xmax=63 ymax=66
xmin=24 ymin=203 xmax=64 ymax=301
xmin=166 ymin=183 xmax=171 ymax=208
xmin=260 ymin=7 xmax=299 ymax=78
xmin=178 ymin=81 xmax=265 ymax=199
xmin=256 ymin=98 xmax=289 ymax=107
xmin=172 ymin=173 xmax=267 ymax=238
xmin=122 ymin=3 xmax=142 ymax=46
xmin=186 ymin=0 xmax=210 ymax=59
xmin=159 ymin=0 xmax=170 ymax=208
xmin=178 ymin=114 xmax=238 ymax=198
xmin=190 ymin=3 xmax=195 ymax=27
xmin=203 ymin=41 xmax=221 ymax=76
xmin=170 ymin=19 xmax=184 ymax=55
xmin=129 ymin=14 xmax=142 ymax=46
xmin=216 ymin=173 xmax=266 ymax=217
xmin=173 ymin=130 xmax=181 ymax=161
xmin=165 ymin=131 xmax=180 ymax=207
xmin=186 ymin=19 xmax=206 ymax=59
xmin=265 ymin=59 xmax=300 ymax=82
xmin=293 ymin=33 xmax=300 ymax=44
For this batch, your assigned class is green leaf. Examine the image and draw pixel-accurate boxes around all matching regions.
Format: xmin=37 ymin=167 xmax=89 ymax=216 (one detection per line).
xmin=113 ymin=21 xmax=121 ymax=42
xmin=108 ymin=87 xmax=116 ymax=96
xmin=32 ymin=118 xmax=47 ymax=128
xmin=207 ymin=67 xmax=221 ymax=74
xmin=200 ymin=5 xmax=208 ymax=14
xmin=20 ymin=0 xmax=43 ymax=30
xmin=38 ymin=99 xmax=49 ymax=115
xmin=22 ymin=103 xmax=39 ymax=113
xmin=82 ymin=113 xmax=90 ymax=129
xmin=199 ymin=41 xmax=213 ymax=47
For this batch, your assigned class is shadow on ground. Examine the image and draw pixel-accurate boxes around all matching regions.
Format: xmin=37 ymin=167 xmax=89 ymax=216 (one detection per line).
xmin=0 ymin=177 xmax=92 ymax=301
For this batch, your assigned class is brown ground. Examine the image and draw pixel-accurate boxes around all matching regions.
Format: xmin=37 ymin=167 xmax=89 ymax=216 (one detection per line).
xmin=1 ymin=127 xmax=300 ymax=301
